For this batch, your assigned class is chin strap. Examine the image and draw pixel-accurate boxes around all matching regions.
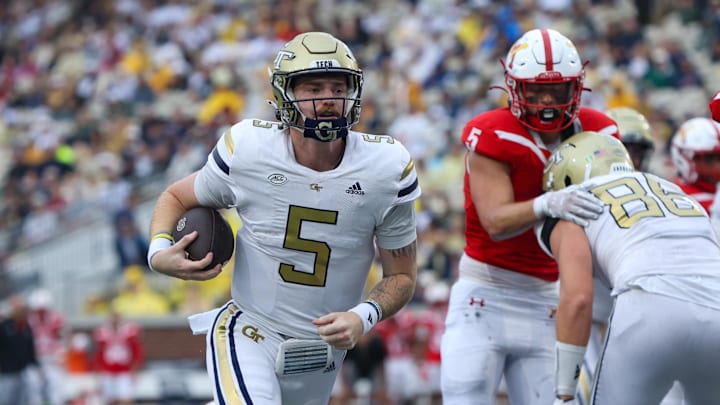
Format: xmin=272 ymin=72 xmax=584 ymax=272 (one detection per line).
xmin=301 ymin=117 xmax=349 ymax=142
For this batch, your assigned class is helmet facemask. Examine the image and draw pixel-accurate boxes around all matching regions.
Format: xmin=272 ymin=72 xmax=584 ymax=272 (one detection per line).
xmin=274 ymin=72 xmax=362 ymax=142
xmin=507 ymin=77 xmax=583 ymax=132
xmin=692 ymin=153 xmax=720 ymax=186
xmin=623 ymin=141 xmax=654 ymax=172
xmin=269 ymin=32 xmax=363 ymax=142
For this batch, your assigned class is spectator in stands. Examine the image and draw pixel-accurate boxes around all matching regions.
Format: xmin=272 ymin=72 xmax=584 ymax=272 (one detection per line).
xmin=172 ymin=282 xmax=215 ymax=317
xmin=112 ymin=210 xmax=149 ymax=271
xmin=93 ymin=305 xmax=144 ymax=405
xmin=0 ymin=256 xmax=13 ymax=300
xmin=0 ymin=295 xmax=43 ymax=405
xmin=111 ymin=265 xmax=170 ymax=317
xmin=64 ymin=332 xmax=100 ymax=405
xmin=334 ymin=329 xmax=390 ymax=404
xmin=27 ymin=289 xmax=67 ymax=405
xmin=65 ymin=332 xmax=93 ymax=375
xmin=196 ymin=66 xmax=245 ymax=126
xmin=412 ymin=281 xmax=448 ymax=404
xmin=374 ymin=308 xmax=417 ymax=403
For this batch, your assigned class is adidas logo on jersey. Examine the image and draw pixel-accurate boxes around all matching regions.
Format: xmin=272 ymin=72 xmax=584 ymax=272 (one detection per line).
xmin=346 ymin=182 xmax=365 ymax=195
xmin=324 ymin=361 xmax=336 ymax=373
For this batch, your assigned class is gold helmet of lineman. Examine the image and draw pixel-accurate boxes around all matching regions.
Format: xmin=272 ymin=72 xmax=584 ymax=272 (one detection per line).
xmin=270 ymin=32 xmax=363 ymax=142
xmin=605 ymin=107 xmax=654 ymax=170
xmin=543 ymin=131 xmax=635 ymax=192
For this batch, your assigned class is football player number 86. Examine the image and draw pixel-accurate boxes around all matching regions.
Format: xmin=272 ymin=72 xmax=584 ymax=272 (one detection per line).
xmin=279 ymin=205 xmax=338 ymax=286
xmin=592 ymin=174 xmax=705 ymax=229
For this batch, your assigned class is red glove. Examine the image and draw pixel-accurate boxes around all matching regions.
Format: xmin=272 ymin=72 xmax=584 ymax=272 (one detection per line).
xmin=710 ymin=91 xmax=720 ymax=122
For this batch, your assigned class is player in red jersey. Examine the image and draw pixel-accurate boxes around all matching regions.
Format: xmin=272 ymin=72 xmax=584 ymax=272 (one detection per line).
xmin=27 ymin=289 xmax=66 ymax=405
xmin=412 ymin=281 xmax=448 ymax=402
xmin=373 ymin=307 xmax=416 ymax=402
xmin=440 ymin=28 xmax=619 ymax=405
xmin=670 ymin=117 xmax=720 ymax=213
xmin=93 ymin=307 xmax=144 ymax=405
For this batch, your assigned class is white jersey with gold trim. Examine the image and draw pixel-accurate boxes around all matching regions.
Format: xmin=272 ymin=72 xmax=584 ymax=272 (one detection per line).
xmin=194 ymin=118 xmax=421 ymax=338
xmin=538 ymin=171 xmax=720 ymax=309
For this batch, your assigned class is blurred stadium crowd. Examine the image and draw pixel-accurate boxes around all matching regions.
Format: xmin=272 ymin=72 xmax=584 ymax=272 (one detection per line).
xmin=1 ymin=0 xmax=719 ymax=403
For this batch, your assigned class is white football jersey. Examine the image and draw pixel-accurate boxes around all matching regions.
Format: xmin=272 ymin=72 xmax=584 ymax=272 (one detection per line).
xmin=538 ymin=172 xmax=720 ymax=309
xmin=194 ymin=119 xmax=421 ymax=338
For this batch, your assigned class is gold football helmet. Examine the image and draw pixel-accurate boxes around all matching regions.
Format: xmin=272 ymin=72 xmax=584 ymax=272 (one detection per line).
xmin=270 ymin=32 xmax=363 ymax=142
xmin=606 ymin=107 xmax=653 ymax=170
xmin=543 ymin=131 xmax=635 ymax=192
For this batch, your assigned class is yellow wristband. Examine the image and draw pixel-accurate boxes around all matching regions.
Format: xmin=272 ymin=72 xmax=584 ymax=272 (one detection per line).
xmin=151 ymin=232 xmax=174 ymax=242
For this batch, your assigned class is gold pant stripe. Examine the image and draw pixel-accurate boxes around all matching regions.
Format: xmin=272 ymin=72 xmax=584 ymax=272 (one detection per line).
xmin=211 ymin=303 xmax=247 ymax=404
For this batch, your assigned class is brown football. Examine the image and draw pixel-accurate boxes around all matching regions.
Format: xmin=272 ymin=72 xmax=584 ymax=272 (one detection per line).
xmin=172 ymin=207 xmax=235 ymax=270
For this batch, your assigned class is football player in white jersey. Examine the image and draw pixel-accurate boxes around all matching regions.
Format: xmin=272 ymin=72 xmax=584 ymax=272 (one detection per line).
xmin=580 ymin=109 xmax=686 ymax=405
xmin=537 ymin=131 xmax=720 ymax=405
xmin=146 ymin=32 xmax=421 ymax=404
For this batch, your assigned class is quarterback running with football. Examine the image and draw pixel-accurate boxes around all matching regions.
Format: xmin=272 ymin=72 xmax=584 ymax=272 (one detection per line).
xmin=147 ymin=32 xmax=421 ymax=404
xmin=440 ymin=28 xmax=619 ymax=404
xmin=538 ymin=131 xmax=720 ymax=404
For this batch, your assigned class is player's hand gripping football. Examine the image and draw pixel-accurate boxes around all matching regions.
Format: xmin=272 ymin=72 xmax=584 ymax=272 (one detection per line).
xmin=312 ymin=311 xmax=364 ymax=350
xmin=150 ymin=231 xmax=223 ymax=281
xmin=534 ymin=185 xmax=604 ymax=226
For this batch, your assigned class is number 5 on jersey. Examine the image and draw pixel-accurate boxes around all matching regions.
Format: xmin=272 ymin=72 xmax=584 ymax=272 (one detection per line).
xmin=279 ymin=205 xmax=338 ymax=286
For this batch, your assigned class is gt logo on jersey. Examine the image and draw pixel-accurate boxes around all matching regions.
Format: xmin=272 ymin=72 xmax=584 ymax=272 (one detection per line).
xmin=242 ymin=325 xmax=265 ymax=343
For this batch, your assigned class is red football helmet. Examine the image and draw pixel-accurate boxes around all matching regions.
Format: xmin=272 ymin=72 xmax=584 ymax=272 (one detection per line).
xmin=671 ymin=117 xmax=720 ymax=185
xmin=503 ymin=28 xmax=585 ymax=132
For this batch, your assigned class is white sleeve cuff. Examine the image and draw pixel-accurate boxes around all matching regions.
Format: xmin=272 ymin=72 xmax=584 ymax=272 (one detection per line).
xmin=147 ymin=235 xmax=173 ymax=272
xmin=348 ymin=301 xmax=381 ymax=334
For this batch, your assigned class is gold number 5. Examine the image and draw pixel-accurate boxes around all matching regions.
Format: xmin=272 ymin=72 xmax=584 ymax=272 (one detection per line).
xmin=279 ymin=205 xmax=338 ymax=286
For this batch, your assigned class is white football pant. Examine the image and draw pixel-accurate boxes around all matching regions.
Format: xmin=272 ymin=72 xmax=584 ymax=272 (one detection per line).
xmin=441 ymin=278 xmax=556 ymax=404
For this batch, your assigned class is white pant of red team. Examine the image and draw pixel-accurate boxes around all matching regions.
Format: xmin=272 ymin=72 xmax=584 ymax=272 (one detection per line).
xmin=440 ymin=278 xmax=557 ymax=404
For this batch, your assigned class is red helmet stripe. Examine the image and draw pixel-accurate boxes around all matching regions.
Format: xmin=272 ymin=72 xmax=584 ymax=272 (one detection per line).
xmin=540 ymin=29 xmax=553 ymax=71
